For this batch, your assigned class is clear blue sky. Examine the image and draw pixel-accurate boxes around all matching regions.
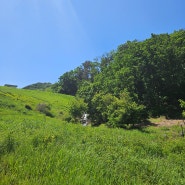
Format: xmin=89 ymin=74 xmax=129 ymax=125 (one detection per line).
xmin=0 ymin=0 xmax=184 ymax=88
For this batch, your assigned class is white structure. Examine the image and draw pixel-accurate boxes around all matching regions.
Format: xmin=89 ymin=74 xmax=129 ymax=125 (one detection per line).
xmin=81 ymin=113 xmax=89 ymax=126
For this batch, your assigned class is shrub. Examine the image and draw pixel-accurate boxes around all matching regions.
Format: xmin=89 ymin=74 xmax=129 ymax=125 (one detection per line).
xmin=69 ymin=98 xmax=87 ymax=122
xmin=179 ymin=99 xmax=185 ymax=118
xmin=36 ymin=103 xmax=54 ymax=117
xmin=107 ymin=91 xmax=148 ymax=127
xmin=91 ymin=93 xmax=117 ymax=125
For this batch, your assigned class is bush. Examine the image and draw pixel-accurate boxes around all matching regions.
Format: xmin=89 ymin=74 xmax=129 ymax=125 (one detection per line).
xmin=89 ymin=91 xmax=148 ymax=127
xmin=69 ymin=98 xmax=87 ymax=122
xmin=36 ymin=103 xmax=54 ymax=117
xmin=91 ymin=93 xmax=117 ymax=125
xmin=107 ymin=91 xmax=148 ymax=127
xmin=179 ymin=99 xmax=185 ymax=118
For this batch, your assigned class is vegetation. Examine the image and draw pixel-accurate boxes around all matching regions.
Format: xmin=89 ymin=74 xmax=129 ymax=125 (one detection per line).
xmin=1 ymin=87 xmax=185 ymax=185
xmin=52 ymin=61 xmax=100 ymax=95
xmin=1 ymin=29 xmax=185 ymax=184
xmin=179 ymin=99 xmax=185 ymax=118
xmin=53 ymin=30 xmax=185 ymax=126
xmin=23 ymin=82 xmax=52 ymax=91
xmin=0 ymin=86 xmax=74 ymax=120
xmin=68 ymin=97 xmax=88 ymax=122
xmin=36 ymin=103 xmax=54 ymax=117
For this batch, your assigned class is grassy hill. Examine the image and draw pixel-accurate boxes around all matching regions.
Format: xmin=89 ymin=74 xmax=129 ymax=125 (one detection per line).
xmin=0 ymin=86 xmax=185 ymax=185
xmin=22 ymin=82 xmax=52 ymax=91
xmin=0 ymin=86 xmax=74 ymax=120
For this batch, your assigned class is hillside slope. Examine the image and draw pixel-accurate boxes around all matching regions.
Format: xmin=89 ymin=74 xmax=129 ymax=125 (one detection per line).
xmin=0 ymin=86 xmax=185 ymax=185
xmin=0 ymin=86 xmax=74 ymax=120
xmin=22 ymin=82 xmax=52 ymax=91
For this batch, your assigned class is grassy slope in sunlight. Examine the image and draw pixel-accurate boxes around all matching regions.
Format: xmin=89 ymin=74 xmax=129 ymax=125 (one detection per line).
xmin=0 ymin=86 xmax=74 ymax=119
xmin=0 ymin=86 xmax=185 ymax=185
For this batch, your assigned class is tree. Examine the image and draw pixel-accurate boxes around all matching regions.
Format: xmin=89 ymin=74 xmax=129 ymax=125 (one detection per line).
xmin=100 ymin=51 xmax=115 ymax=71
xmin=107 ymin=91 xmax=147 ymax=127
xmin=56 ymin=61 xmax=100 ymax=96
xmin=77 ymin=61 xmax=100 ymax=82
xmin=56 ymin=29 xmax=185 ymax=123
xmin=58 ymin=71 xmax=78 ymax=95
xmin=69 ymin=98 xmax=88 ymax=122
xmin=91 ymin=93 xmax=117 ymax=125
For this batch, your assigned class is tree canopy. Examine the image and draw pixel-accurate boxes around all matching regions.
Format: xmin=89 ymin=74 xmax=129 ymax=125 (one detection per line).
xmin=23 ymin=82 xmax=52 ymax=91
xmin=53 ymin=30 xmax=185 ymax=126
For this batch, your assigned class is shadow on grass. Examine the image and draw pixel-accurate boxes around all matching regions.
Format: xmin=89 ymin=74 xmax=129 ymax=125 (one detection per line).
xmin=120 ymin=120 xmax=158 ymax=133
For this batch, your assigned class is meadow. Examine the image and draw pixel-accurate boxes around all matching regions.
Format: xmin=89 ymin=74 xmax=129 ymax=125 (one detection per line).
xmin=0 ymin=86 xmax=185 ymax=185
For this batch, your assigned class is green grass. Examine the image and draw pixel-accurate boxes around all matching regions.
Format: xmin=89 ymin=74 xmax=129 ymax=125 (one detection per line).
xmin=0 ymin=86 xmax=74 ymax=119
xmin=0 ymin=86 xmax=185 ymax=185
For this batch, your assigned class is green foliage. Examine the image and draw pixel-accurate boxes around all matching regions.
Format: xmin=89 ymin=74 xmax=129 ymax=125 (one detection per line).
xmin=55 ymin=61 xmax=100 ymax=95
xmin=0 ymin=86 xmax=74 ymax=120
xmin=69 ymin=98 xmax=88 ymax=122
xmin=91 ymin=93 xmax=117 ymax=125
xmin=179 ymin=99 xmax=185 ymax=118
xmin=36 ymin=103 xmax=53 ymax=117
xmin=57 ymin=71 xmax=78 ymax=95
xmin=23 ymin=82 xmax=52 ymax=91
xmin=1 ymin=117 xmax=185 ymax=185
xmin=107 ymin=91 xmax=147 ymax=127
xmin=0 ymin=135 xmax=16 ymax=155
xmin=75 ymin=61 xmax=100 ymax=82
xmin=0 ymin=86 xmax=185 ymax=184
xmin=90 ymin=91 xmax=147 ymax=127
xmin=76 ymin=81 xmax=95 ymax=103
xmin=51 ymin=82 xmax=61 ymax=93
xmin=77 ymin=30 xmax=185 ymax=121
xmin=52 ymin=30 xmax=185 ymax=124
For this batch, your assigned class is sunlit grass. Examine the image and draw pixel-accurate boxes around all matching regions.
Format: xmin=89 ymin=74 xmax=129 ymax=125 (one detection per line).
xmin=0 ymin=86 xmax=185 ymax=185
xmin=0 ymin=86 xmax=74 ymax=119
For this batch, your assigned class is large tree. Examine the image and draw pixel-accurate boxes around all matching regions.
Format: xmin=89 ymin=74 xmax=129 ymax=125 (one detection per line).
xmin=58 ymin=71 xmax=78 ymax=96
xmin=56 ymin=30 xmax=185 ymax=125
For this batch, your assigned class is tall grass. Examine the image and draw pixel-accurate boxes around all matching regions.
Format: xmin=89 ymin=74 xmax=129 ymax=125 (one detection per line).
xmin=1 ymin=118 xmax=185 ymax=185
xmin=0 ymin=86 xmax=185 ymax=184
xmin=0 ymin=86 xmax=74 ymax=119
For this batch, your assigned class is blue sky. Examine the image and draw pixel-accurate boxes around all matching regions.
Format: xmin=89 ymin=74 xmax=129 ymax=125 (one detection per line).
xmin=0 ymin=0 xmax=184 ymax=88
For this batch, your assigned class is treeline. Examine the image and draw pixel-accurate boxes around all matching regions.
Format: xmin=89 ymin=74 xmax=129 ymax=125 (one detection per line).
xmin=53 ymin=30 xmax=185 ymax=127
xmin=23 ymin=82 xmax=52 ymax=91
